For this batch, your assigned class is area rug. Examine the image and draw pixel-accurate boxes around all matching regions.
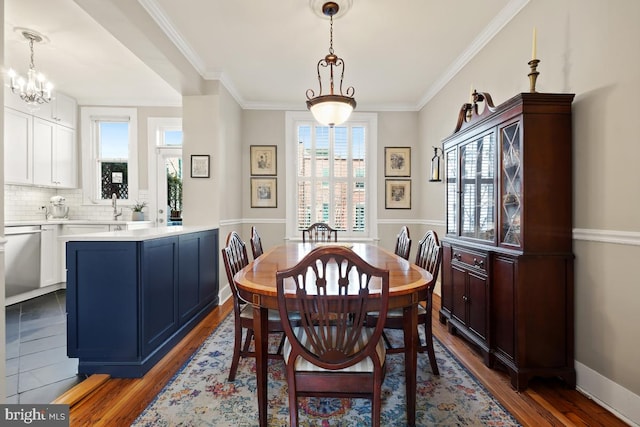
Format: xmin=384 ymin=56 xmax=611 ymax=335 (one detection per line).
xmin=133 ymin=315 xmax=521 ymax=426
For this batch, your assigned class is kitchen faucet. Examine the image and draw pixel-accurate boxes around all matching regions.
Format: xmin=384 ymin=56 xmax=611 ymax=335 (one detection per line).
xmin=112 ymin=193 xmax=122 ymax=220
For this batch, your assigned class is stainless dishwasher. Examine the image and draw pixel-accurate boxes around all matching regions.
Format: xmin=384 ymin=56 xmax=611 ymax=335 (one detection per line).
xmin=4 ymin=225 xmax=42 ymax=299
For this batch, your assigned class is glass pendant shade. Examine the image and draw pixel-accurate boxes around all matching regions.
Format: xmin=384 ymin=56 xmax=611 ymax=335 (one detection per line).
xmin=307 ymin=95 xmax=356 ymax=127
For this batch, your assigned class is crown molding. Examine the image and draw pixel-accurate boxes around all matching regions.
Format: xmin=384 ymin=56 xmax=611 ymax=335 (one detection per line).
xmin=141 ymin=0 xmax=529 ymax=112
xmin=417 ymin=0 xmax=530 ymax=109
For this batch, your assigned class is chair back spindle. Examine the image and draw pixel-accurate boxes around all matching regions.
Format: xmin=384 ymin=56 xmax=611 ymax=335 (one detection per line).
xmin=302 ymin=222 xmax=338 ymax=243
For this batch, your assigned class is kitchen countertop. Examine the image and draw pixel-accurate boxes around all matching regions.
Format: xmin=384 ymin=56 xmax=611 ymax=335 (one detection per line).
xmin=5 ymin=219 xmax=153 ymax=227
xmin=60 ymin=225 xmax=216 ymax=242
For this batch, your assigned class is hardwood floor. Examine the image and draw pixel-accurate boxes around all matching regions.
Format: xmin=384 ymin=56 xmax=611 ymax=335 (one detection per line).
xmin=58 ymin=295 xmax=628 ymax=426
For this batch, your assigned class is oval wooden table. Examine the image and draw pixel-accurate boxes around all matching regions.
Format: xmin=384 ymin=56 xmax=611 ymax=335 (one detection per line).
xmin=234 ymin=242 xmax=433 ymax=427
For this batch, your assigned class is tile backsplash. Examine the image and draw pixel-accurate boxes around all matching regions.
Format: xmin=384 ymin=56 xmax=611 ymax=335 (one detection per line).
xmin=4 ymin=184 xmax=149 ymax=222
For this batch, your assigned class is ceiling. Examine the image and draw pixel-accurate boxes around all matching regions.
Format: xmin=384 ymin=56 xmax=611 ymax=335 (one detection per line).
xmin=4 ymin=0 xmax=528 ymax=110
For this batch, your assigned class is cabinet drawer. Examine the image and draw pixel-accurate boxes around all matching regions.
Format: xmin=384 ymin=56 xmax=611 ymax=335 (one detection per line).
xmin=451 ymin=247 xmax=487 ymax=271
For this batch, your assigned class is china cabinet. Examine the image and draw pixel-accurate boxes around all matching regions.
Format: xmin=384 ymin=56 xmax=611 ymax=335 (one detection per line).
xmin=439 ymin=91 xmax=575 ymax=391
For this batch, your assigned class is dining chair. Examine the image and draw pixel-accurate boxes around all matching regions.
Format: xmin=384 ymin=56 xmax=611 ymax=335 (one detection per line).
xmin=276 ymin=246 xmax=390 ymax=427
xmin=250 ymin=225 xmax=264 ymax=259
xmin=221 ymin=231 xmax=285 ymax=381
xmin=367 ymin=229 xmax=442 ymax=375
xmin=394 ymin=225 xmax=411 ymax=260
xmin=302 ymin=222 xmax=338 ymax=243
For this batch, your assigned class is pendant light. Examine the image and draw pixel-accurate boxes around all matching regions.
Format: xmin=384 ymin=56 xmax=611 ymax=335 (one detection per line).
xmin=8 ymin=29 xmax=53 ymax=105
xmin=306 ymin=2 xmax=356 ymax=127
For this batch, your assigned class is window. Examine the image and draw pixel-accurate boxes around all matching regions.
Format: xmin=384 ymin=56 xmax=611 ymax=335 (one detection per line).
xmin=286 ymin=112 xmax=378 ymax=240
xmin=81 ymin=107 xmax=138 ymax=205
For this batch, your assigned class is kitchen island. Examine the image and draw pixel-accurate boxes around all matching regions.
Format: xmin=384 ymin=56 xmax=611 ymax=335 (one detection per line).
xmin=65 ymin=226 xmax=219 ymax=377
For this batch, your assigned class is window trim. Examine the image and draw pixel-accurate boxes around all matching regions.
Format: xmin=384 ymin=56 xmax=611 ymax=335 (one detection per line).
xmin=285 ymin=111 xmax=378 ymax=241
xmin=80 ymin=107 xmax=139 ymax=206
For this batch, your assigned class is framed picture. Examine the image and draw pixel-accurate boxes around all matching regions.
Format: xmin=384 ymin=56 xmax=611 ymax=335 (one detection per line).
xmin=250 ymin=145 xmax=277 ymax=176
xmin=251 ymin=177 xmax=277 ymax=208
xmin=191 ymin=155 xmax=210 ymax=178
xmin=385 ymin=179 xmax=411 ymax=209
xmin=384 ymin=147 xmax=411 ymax=177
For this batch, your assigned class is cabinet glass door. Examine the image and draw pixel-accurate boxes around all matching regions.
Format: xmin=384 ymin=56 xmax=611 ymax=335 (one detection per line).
xmin=459 ymin=133 xmax=495 ymax=241
xmin=500 ymin=121 xmax=522 ymax=246
xmin=445 ymin=148 xmax=458 ymax=235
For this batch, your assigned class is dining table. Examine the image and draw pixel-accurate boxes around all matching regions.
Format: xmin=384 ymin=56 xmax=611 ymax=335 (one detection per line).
xmin=233 ymin=242 xmax=434 ymax=427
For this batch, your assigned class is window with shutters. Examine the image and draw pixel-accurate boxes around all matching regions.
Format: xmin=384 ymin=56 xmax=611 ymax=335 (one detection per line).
xmin=285 ymin=112 xmax=378 ymax=240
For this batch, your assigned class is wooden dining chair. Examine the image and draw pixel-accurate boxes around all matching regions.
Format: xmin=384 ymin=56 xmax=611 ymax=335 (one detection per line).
xmin=302 ymin=222 xmax=338 ymax=243
xmin=250 ymin=226 xmax=264 ymax=259
xmin=367 ymin=230 xmax=442 ymax=375
xmin=276 ymin=246 xmax=390 ymax=427
xmin=221 ymin=231 xmax=285 ymax=381
xmin=394 ymin=225 xmax=412 ymax=260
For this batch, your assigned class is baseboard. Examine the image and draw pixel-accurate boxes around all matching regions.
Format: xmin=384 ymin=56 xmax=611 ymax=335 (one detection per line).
xmin=576 ymin=361 xmax=640 ymax=426
xmin=218 ymin=283 xmax=232 ymax=307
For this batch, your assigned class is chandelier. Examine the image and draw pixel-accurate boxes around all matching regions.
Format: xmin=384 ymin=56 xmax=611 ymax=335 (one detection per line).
xmin=8 ymin=29 xmax=53 ymax=105
xmin=306 ymin=1 xmax=356 ymax=127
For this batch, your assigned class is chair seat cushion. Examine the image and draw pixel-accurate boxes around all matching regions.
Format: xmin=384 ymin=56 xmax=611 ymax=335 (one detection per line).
xmin=239 ymin=304 xmax=282 ymax=321
xmin=283 ymin=327 xmax=386 ymax=373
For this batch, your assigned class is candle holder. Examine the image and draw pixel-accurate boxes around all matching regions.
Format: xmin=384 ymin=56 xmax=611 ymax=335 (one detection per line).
xmin=465 ymin=102 xmax=473 ymax=121
xmin=528 ymin=59 xmax=540 ymax=93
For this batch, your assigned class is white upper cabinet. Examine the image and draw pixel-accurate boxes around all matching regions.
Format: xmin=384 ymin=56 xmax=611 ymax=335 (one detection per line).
xmin=52 ymin=93 xmax=77 ymax=129
xmin=4 ymin=107 xmax=33 ymax=185
xmin=4 ymin=91 xmax=76 ymax=129
xmin=4 ymin=91 xmax=78 ymax=188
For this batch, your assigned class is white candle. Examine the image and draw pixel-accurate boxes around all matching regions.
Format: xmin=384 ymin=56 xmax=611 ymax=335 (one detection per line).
xmin=531 ymin=27 xmax=537 ymax=60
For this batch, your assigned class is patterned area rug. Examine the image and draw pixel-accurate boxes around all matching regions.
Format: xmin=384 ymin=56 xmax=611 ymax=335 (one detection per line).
xmin=133 ymin=315 xmax=520 ymax=426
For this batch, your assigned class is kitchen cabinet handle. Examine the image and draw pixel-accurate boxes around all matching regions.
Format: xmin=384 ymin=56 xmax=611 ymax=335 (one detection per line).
xmin=462 ymin=295 xmax=469 ymax=302
xmin=454 ymin=253 xmax=461 ymax=260
xmin=473 ymin=258 xmax=485 ymax=268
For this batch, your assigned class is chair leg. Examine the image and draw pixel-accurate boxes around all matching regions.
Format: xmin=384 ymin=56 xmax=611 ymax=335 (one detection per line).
xmin=228 ymin=321 xmax=244 ymax=381
xmin=423 ymin=317 xmax=439 ymax=376
xmin=288 ymin=375 xmax=299 ymax=427
xmin=372 ymin=377 xmax=382 ymax=427
xmin=242 ymin=329 xmax=254 ymax=354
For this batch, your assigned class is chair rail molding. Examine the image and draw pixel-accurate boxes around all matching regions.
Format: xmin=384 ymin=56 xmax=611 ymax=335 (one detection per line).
xmin=573 ymin=228 xmax=640 ymax=246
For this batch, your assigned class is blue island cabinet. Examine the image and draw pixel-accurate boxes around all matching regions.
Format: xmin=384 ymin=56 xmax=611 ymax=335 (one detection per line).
xmin=66 ymin=228 xmax=219 ymax=377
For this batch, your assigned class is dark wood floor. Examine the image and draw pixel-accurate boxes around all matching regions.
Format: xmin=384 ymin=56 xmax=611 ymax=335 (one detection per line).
xmin=58 ymin=295 xmax=628 ymax=426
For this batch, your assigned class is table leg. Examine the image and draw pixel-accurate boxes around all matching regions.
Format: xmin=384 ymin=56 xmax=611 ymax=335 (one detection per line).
xmin=403 ymin=303 xmax=418 ymax=427
xmin=253 ymin=304 xmax=269 ymax=427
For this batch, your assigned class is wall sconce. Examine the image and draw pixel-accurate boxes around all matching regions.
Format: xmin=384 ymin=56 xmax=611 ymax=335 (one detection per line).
xmin=429 ymin=147 xmax=443 ymax=182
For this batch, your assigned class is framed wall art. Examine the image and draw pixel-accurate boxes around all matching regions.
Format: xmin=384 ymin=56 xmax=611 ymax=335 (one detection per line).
xmin=191 ymin=155 xmax=210 ymax=178
xmin=250 ymin=145 xmax=277 ymax=176
xmin=385 ymin=179 xmax=411 ymax=209
xmin=251 ymin=177 xmax=277 ymax=208
xmin=384 ymin=147 xmax=411 ymax=177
